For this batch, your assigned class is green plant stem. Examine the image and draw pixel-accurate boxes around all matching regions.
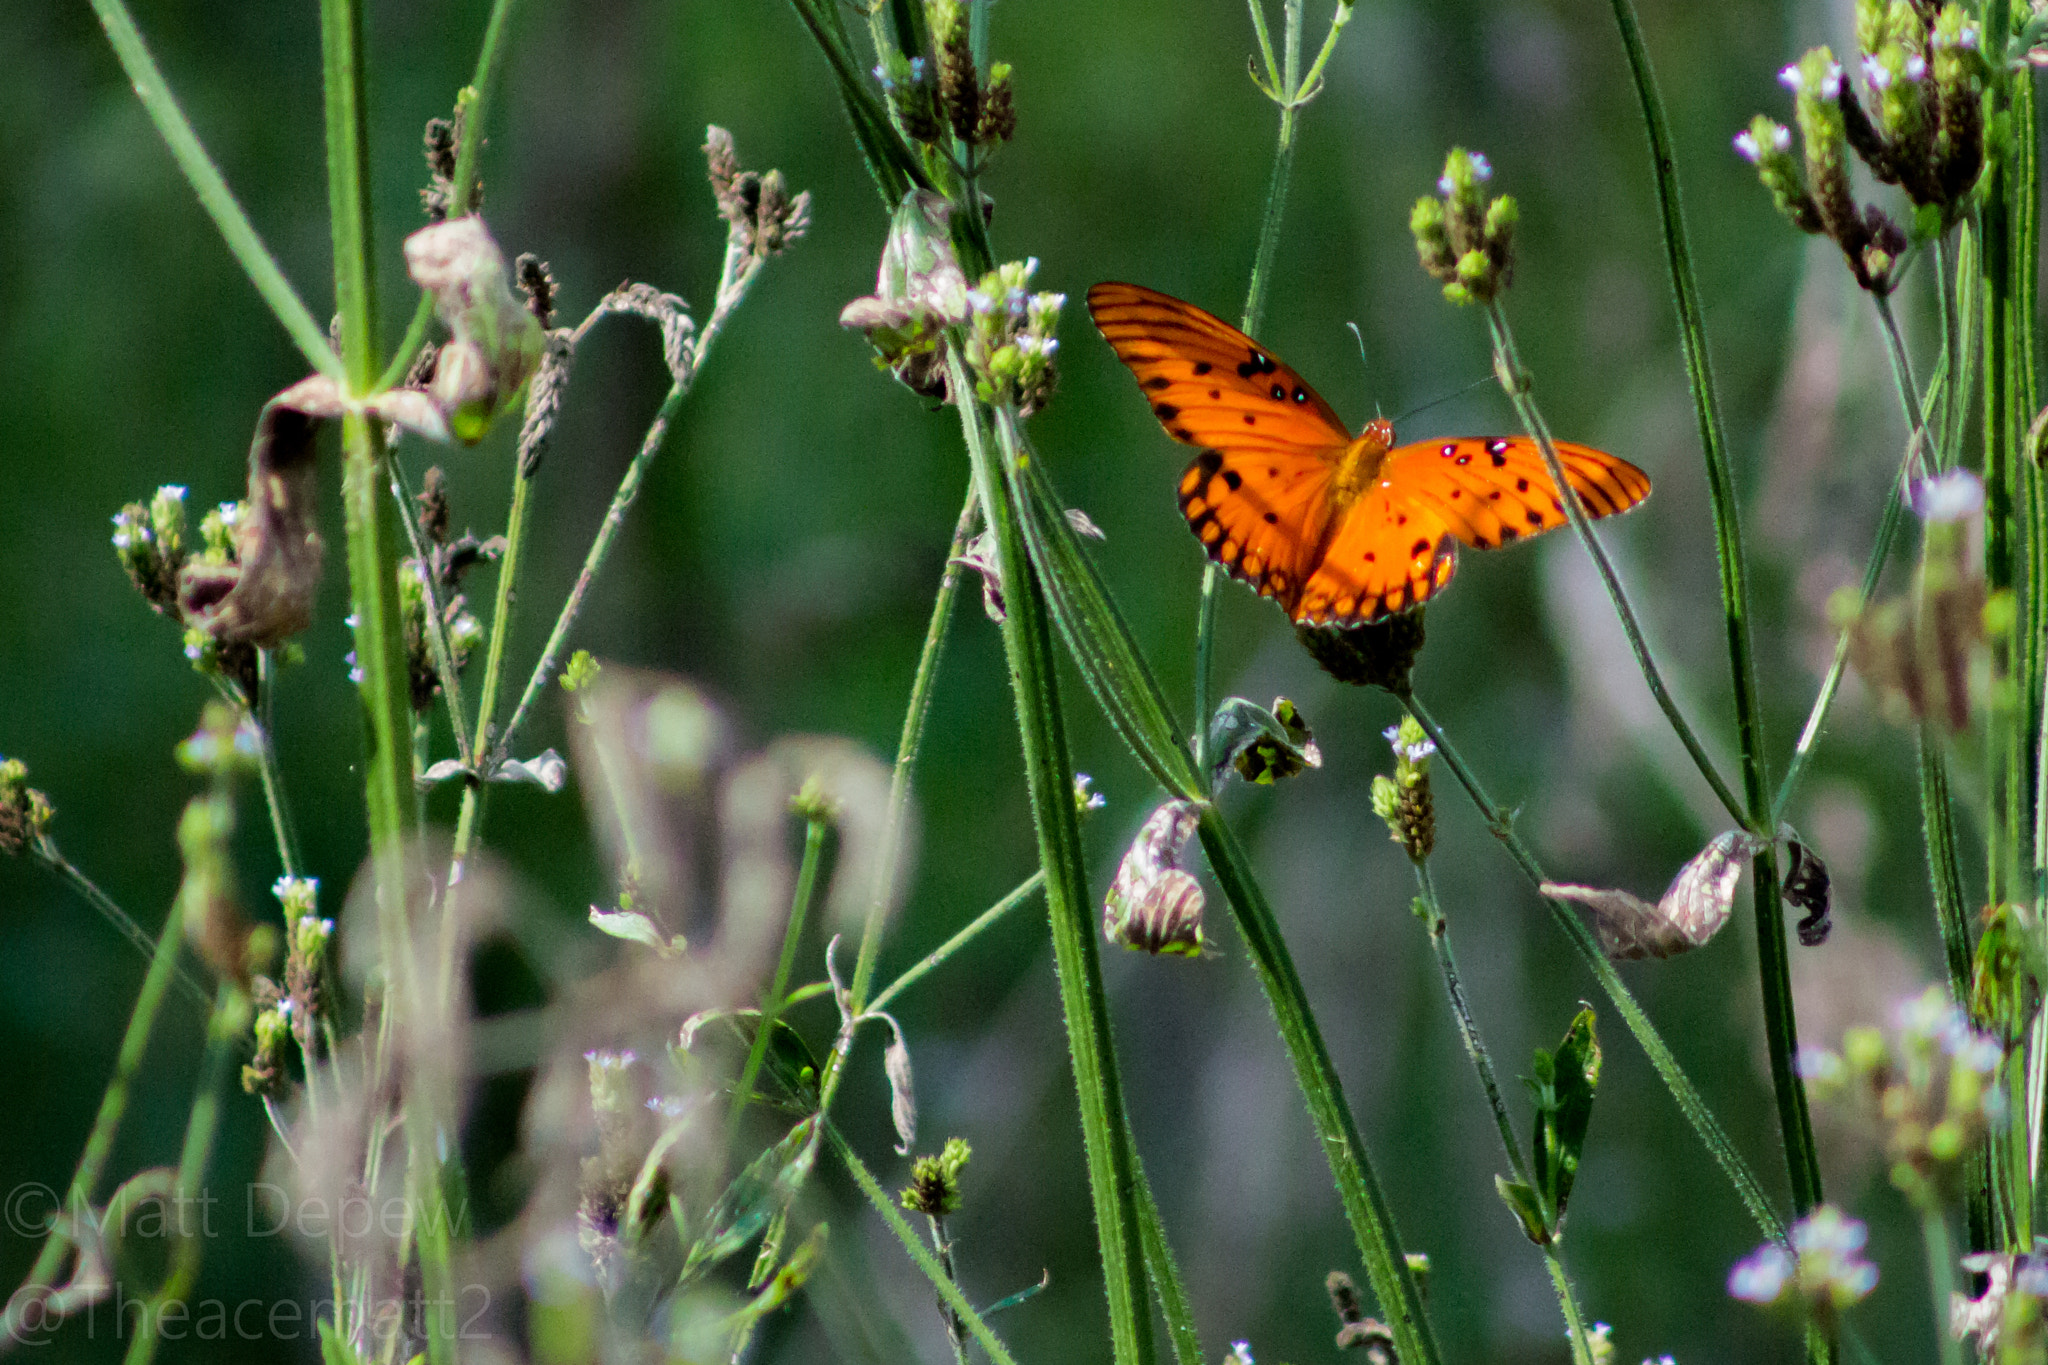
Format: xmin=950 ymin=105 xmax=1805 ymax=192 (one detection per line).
xmin=375 ymin=0 xmax=525 ymax=392
xmin=496 ymin=245 xmax=765 ymax=763
xmin=729 ymin=815 xmax=835 ymax=1159
xmin=1922 ymin=1205 xmax=1963 ymax=1365
xmin=868 ymin=870 xmax=1043 ymax=1015
xmin=319 ymin=0 xmax=457 ymax=1357
xmin=1771 ymin=487 xmax=1908 ymax=828
xmin=846 ymin=488 xmax=978 ymax=1016
xmin=1593 ymin=2 xmax=1824 ymax=1228
xmin=445 ymin=444 xmax=537 ymax=877
xmin=0 ymin=895 xmax=191 ymax=1344
xmin=1921 ymin=727 xmax=1974 ymax=1001
xmin=1483 ymin=304 xmax=1745 ymax=826
xmin=253 ymin=651 xmax=305 ymax=875
xmin=1194 ymin=0 xmax=1351 ymax=779
xmin=1547 ymin=1253 xmax=1595 ymax=1365
xmin=1984 ymin=129 xmax=2019 ymax=909
xmin=33 ymin=845 xmax=210 ymax=1008
xmin=119 ymin=985 xmax=242 ymax=1365
xmin=924 ymin=1212 xmax=972 ymax=1365
xmin=1415 ymin=858 xmax=1591 ymax=1361
xmin=387 ymin=459 xmax=476 ymax=771
xmin=1196 ymin=808 xmax=1441 ymax=1363
xmin=827 ymin=1124 xmax=1020 ymax=1365
xmin=948 ymin=344 xmax=1152 ymax=1365
xmin=1412 ymin=860 xmax=1530 ymax=1190
xmin=1400 ymin=690 xmax=1787 ymax=1241
xmin=1131 ymin=1144 xmax=1204 ymax=1365
xmin=85 ymin=0 xmax=341 ymax=380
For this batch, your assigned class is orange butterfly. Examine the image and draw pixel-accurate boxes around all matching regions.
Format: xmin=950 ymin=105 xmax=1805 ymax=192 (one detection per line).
xmin=1087 ymin=283 xmax=1651 ymax=626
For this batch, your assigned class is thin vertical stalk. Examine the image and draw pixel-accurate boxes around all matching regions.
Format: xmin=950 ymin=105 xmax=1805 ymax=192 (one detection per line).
xmin=949 ymin=345 xmax=1152 ymax=1365
xmin=1414 ymin=859 xmax=1589 ymax=1363
xmin=1774 ymin=289 xmax=1935 ymax=821
xmin=446 ymin=454 xmax=537 ymax=874
xmin=1195 ymin=0 xmax=1351 ymax=776
xmin=1401 ymin=691 xmax=1787 ymax=1242
xmin=729 ymin=815 xmax=835 ymax=1158
xmin=846 ymin=488 xmax=978 ymax=1015
xmin=0 ymin=897 xmax=191 ymax=1345
xmin=85 ymin=0 xmax=341 ymax=379
xmin=1483 ymin=306 xmax=1744 ymax=824
xmin=118 ymin=987 xmax=242 ymax=1365
xmin=320 ymin=0 xmax=457 ymax=1360
xmin=1984 ymin=117 xmax=2018 ymax=907
xmin=1131 ymin=1145 xmax=1204 ymax=1365
xmin=1921 ymin=728 xmax=1975 ymax=1001
xmin=1600 ymin=0 xmax=1820 ymax=1221
xmin=1412 ymin=861 xmax=1529 ymax=1191
xmin=1922 ymin=1206 xmax=1963 ymax=1365
xmin=253 ymin=652 xmax=305 ymax=875
xmin=1196 ymin=808 xmax=1442 ymax=1363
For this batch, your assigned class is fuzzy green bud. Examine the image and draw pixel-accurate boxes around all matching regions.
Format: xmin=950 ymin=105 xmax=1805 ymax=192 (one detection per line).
xmin=1785 ymin=50 xmax=1857 ymax=239
xmin=1737 ymin=115 xmax=1827 ymax=233
xmin=901 ymin=1136 xmax=972 ymax=1216
xmin=562 ymin=649 xmax=602 ymax=693
xmin=1410 ymin=196 xmax=1456 ymax=282
xmin=198 ymin=502 xmax=241 ymax=560
xmin=1372 ymin=718 xmax=1436 ymax=862
xmin=241 ymin=1003 xmax=295 ymax=1097
xmin=177 ymin=701 xmax=261 ymax=779
xmin=1436 ymin=147 xmax=1493 ymax=251
xmin=0 ymin=758 xmax=55 ymax=858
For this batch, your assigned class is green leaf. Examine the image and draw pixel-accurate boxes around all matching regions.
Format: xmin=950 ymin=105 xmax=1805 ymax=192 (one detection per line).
xmin=318 ymin=1320 xmax=369 ymax=1365
xmin=1494 ymin=1176 xmax=1549 ymax=1246
xmin=681 ymin=1118 xmax=820 ymax=1281
xmin=982 ymin=1271 xmax=1052 ymax=1317
xmin=727 ymin=1222 xmax=828 ymax=1329
xmin=1531 ymin=1006 xmax=1600 ymax=1232
xmin=1207 ymin=696 xmax=1322 ymax=787
xmin=587 ymin=906 xmax=686 ymax=958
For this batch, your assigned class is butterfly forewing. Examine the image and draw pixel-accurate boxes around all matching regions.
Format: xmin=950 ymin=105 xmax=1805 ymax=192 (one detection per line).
xmin=1086 ymin=283 xmax=1353 ymax=450
xmin=1089 ymin=282 xmax=1354 ymax=615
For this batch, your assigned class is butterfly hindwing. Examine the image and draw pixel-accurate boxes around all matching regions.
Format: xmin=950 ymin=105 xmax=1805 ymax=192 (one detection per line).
xmin=1294 ymin=482 xmax=1458 ymax=626
xmin=1086 ymin=282 xmax=1354 ymax=453
xmin=1381 ymin=437 xmax=1652 ymax=551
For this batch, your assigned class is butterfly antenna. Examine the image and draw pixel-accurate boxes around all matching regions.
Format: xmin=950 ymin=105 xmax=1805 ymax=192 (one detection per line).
xmin=1392 ymin=373 xmax=1496 ymax=428
xmin=1344 ymin=322 xmax=1391 ymax=421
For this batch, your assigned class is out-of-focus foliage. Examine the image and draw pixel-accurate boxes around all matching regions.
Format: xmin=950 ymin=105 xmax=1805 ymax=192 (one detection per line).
xmin=0 ymin=0 xmax=1958 ymax=1360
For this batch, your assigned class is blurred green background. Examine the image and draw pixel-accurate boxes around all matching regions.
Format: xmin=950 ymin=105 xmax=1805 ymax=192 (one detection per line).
xmin=0 ymin=0 xmax=1976 ymax=1359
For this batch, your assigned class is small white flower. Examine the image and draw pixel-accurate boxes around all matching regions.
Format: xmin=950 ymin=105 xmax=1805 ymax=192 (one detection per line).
xmin=1908 ymin=468 xmax=1985 ymax=523
xmin=1382 ymin=724 xmax=1436 ymax=765
xmin=1779 ymin=62 xmax=1803 ymax=90
xmin=1733 ymin=130 xmax=1762 ymax=163
xmin=1863 ymin=56 xmax=1892 ymax=90
xmin=1904 ymin=54 xmax=1927 ymax=81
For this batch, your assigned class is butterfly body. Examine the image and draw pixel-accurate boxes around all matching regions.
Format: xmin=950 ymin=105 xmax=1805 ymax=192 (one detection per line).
xmin=1087 ymin=282 xmax=1651 ymax=626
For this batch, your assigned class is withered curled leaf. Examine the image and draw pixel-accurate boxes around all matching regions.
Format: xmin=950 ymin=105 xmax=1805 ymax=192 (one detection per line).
xmin=1543 ymin=830 xmax=1768 ymax=961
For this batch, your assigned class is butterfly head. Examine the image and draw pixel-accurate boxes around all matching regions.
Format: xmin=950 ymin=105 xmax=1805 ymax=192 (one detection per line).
xmin=1359 ymin=417 xmax=1395 ymax=451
